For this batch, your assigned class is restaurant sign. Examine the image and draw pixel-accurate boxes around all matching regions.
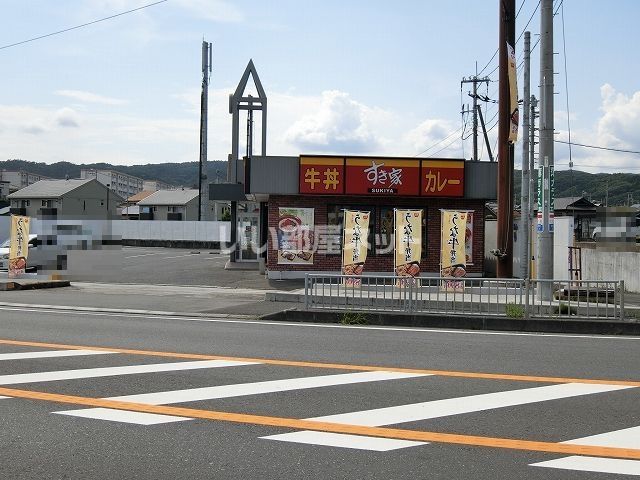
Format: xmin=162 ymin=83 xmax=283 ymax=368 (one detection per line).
xmin=299 ymin=156 xmax=464 ymax=197
xmin=344 ymin=158 xmax=420 ymax=196
xmin=299 ymin=156 xmax=344 ymax=194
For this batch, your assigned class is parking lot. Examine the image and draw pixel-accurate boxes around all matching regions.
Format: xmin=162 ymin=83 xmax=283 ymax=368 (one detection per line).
xmin=5 ymin=246 xmax=302 ymax=291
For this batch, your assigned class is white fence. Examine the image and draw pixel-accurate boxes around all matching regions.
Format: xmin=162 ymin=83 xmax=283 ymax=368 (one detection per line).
xmin=0 ymin=218 xmax=230 ymax=243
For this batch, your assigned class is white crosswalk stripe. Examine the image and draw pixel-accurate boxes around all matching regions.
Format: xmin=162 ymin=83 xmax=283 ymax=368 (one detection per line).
xmin=262 ymin=383 xmax=634 ymax=451
xmin=0 ymin=349 xmax=117 ymax=361
xmin=0 ymin=360 xmax=258 ymax=385
xmin=530 ymin=426 xmax=640 ymax=475
xmin=54 ymin=371 xmax=429 ymax=424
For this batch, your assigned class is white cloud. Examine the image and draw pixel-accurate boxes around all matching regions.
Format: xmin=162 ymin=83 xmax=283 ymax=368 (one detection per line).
xmin=554 ymin=84 xmax=640 ymax=172
xmin=56 ymin=90 xmax=127 ymax=106
xmin=404 ymin=119 xmax=464 ymax=158
xmin=55 ymin=108 xmax=81 ymax=128
xmin=283 ymin=90 xmax=384 ymax=153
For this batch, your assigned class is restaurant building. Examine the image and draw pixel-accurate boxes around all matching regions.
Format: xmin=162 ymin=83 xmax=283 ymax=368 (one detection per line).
xmin=212 ymin=154 xmax=497 ymax=279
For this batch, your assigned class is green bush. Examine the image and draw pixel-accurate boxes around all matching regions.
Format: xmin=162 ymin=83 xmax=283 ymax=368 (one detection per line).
xmin=505 ymin=303 xmax=525 ymax=319
xmin=340 ymin=311 xmax=368 ymax=325
xmin=554 ymin=303 xmax=578 ymax=316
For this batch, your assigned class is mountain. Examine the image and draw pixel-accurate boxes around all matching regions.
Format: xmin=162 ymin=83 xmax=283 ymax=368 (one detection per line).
xmin=2 ymin=159 xmax=638 ymax=206
xmin=514 ymin=169 xmax=640 ymax=207
xmin=0 ymin=159 xmax=228 ymax=189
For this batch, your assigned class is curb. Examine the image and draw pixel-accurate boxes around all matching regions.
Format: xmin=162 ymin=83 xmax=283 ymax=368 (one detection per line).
xmin=0 ymin=302 xmax=257 ymax=320
xmin=260 ymin=309 xmax=640 ymax=336
xmin=0 ymin=280 xmax=71 ymax=291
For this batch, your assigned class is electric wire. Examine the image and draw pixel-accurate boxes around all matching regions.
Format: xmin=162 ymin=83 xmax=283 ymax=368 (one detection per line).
xmin=0 ymin=0 xmax=168 ymax=51
xmin=413 ymin=125 xmax=464 ymax=157
xmin=554 ymin=140 xmax=640 ymax=155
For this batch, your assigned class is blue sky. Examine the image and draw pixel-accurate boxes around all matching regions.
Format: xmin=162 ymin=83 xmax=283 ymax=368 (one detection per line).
xmin=1 ymin=0 xmax=639 ymax=173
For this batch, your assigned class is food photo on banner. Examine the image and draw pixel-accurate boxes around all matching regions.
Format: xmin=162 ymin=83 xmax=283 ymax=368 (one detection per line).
xmin=277 ymin=207 xmax=315 ymax=264
xmin=8 ymin=215 xmax=31 ymax=278
xmin=342 ymin=210 xmax=370 ymax=287
xmin=394 ymin=209 xmax=422 ymax=287
xmin=440 ymin=210 xmax=467 ymax=292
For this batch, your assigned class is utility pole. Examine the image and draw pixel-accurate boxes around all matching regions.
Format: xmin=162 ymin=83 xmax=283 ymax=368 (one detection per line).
xmin=461 ymin=72 xmax=490 ymax=161
xmin=496 ymin=0 xmax=516 ymax=278
xmin=198 ymin=40 xmax=212 ymax=221
xmin=529 ymin=95 xmax=538 ymax=276
xmin=519 ymin=31 xmax=531 ymax=279
xmin=536 ymin=0 xmax=555 ymax=297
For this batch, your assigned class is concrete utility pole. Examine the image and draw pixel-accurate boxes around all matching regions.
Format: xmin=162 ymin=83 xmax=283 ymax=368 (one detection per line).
xmin=198 ymin=40 xmax=212 ymax=221
xmin=496 ymin=0 xmax=516 ymax=278
xmin=461 ymin=72 xmax=490 ymax=161
xmin=519 ymin=32 xmax=531 ymax=279
xmin=536 ymin=0 xmax=555 ymax=297
xmin=529 ymin=95 xmax=538 ymax=271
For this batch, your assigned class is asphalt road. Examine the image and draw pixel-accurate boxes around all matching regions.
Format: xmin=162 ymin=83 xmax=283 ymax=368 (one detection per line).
xmin=1 ymin=305 xmax=639 ymax=479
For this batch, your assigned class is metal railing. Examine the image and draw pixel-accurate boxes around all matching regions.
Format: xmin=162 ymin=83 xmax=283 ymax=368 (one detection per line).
xmin=304 ymin=274 xmax=627 ymax=321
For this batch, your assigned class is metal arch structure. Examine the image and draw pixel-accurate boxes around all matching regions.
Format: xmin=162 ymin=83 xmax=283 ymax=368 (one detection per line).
xmin=227 ymin=60 xmax=267 ymax=264
xmin=228 ymin=59 xmax=267 ymax=183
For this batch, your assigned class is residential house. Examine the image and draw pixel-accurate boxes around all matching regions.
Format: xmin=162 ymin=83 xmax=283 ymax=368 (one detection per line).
xmin=554 ymin=196 xmax=597 ymax=241
xmin=8 ymin=178 xmax=123 ymax=219
xmin=137 ymin=189 xmax=200 ymax=221
xmin=0 ymin=180 xmax=10 ymax=201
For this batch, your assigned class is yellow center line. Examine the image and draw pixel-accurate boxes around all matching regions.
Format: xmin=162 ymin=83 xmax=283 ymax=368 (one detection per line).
xmin=1 ymin=337 xmax=639 ymax=387
xmin=1 ymin=385 xmax=639 ymax=460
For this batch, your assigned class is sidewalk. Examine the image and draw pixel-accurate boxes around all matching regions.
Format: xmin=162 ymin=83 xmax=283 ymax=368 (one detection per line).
xmin=0 ymin=282 xmax=298 ymax=317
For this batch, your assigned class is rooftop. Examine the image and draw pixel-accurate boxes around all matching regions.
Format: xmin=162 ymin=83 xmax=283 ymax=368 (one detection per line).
xmin=137 ymin=189 xmax=199 ymax=206
xmin=7 ymin=178 xmax=94 ymax=198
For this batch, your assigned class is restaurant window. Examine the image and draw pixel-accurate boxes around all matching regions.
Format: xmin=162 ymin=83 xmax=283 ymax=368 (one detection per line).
xmin=326 ymin=205 xmax=376 ymax=255
xmin=375 ymin=207 xmax=428 ymax=258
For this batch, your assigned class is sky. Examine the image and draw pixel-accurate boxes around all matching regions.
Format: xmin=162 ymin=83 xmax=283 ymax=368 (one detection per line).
xmin=1 ymin=0 xmax=639 ymax=174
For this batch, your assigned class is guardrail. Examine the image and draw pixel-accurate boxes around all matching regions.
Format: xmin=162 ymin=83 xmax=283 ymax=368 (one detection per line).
xmin=304 ymin=274 xmax=627 ymax=321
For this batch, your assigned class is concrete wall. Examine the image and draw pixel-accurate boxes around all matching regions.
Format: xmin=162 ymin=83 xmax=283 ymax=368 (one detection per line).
xmin=581 ymin=245 xmax=640 ymax=293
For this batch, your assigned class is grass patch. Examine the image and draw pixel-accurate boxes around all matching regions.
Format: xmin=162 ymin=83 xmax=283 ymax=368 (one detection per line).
xmin=340 ymin=311 xmax=369 ymax=325
xmin=505 ymin=303 xmax=525 ymax=319
xmin=553 ymin=303 xmax=578 ymax=316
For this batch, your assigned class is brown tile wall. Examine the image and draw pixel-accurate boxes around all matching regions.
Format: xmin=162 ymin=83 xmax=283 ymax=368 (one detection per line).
xmin=267 ymin=195 xmax=486 ymax=274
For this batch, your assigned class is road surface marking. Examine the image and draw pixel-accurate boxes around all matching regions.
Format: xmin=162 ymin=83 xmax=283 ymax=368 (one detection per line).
xmin=262 ymin=383 xmax=632 ymax=450
xmin=0 ymin=385 xmax=638 ymax=460
xmin=265 ymin=431 xmax=426 ymax=451
xmin=124 ymin=253 xmax=163 ymax=259
xmin=2 ymin=306 xmax=640 ymax=342
xmin=57 ymin=407 xmax=190 ymax=425
xmin=0 ymin=359 xmax=258 ymax=385
xmin=0 ymin=338 xmax=638 ymax=387
xmin=531 ymin=426 xmax=640 ymax=475
xmin=0 ymin=349 xmax=116 ymax=361
xmin=162 ymin=254 xmax=196 ymax=259
xmin=54 ymin=371 xmax=428 ymax=424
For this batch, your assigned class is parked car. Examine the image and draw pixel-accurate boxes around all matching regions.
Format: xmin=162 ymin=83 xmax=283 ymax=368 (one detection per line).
xmin=0 ymin=234 xmax=39 ymax=271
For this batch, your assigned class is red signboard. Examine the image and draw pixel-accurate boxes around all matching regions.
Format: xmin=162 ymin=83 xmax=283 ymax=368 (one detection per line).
xmin=299 ymin=156 xmax=344 ymax=194
xmin=420 ymin=160 xmax=464 ymax=197
xmin=344 ymin=158 xmax=420 ymax=196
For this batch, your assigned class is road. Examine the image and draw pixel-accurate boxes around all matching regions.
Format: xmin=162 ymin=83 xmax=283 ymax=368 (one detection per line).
xmin=1 ymin=305 xmax=639 ymax=479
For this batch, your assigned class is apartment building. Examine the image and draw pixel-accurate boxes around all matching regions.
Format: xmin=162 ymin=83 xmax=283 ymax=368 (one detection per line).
xmin=0 ymin=170 xmax=52 ymax=192
xmin=80 ymin=169 xmax=144 ymax=199
xmin=143 ymin=179 xmax=175 ymax=191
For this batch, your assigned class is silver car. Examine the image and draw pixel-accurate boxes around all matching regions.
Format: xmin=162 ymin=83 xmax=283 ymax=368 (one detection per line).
xmin=0 ymin=234 xmax=40 ymax=272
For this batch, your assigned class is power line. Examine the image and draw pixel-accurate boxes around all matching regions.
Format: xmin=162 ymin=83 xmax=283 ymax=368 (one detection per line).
xmin=554 ymin=140 xmax=640 ymax=155
xmin=478 ymin=0 xmax=527 ymax=76
xmin=0 ymin=0 xmax=168 ymax=51
xmin=516 ymin=0 xmax=541 ymax=44
xmin=413 ymin=125 xmax=464 ymax=157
